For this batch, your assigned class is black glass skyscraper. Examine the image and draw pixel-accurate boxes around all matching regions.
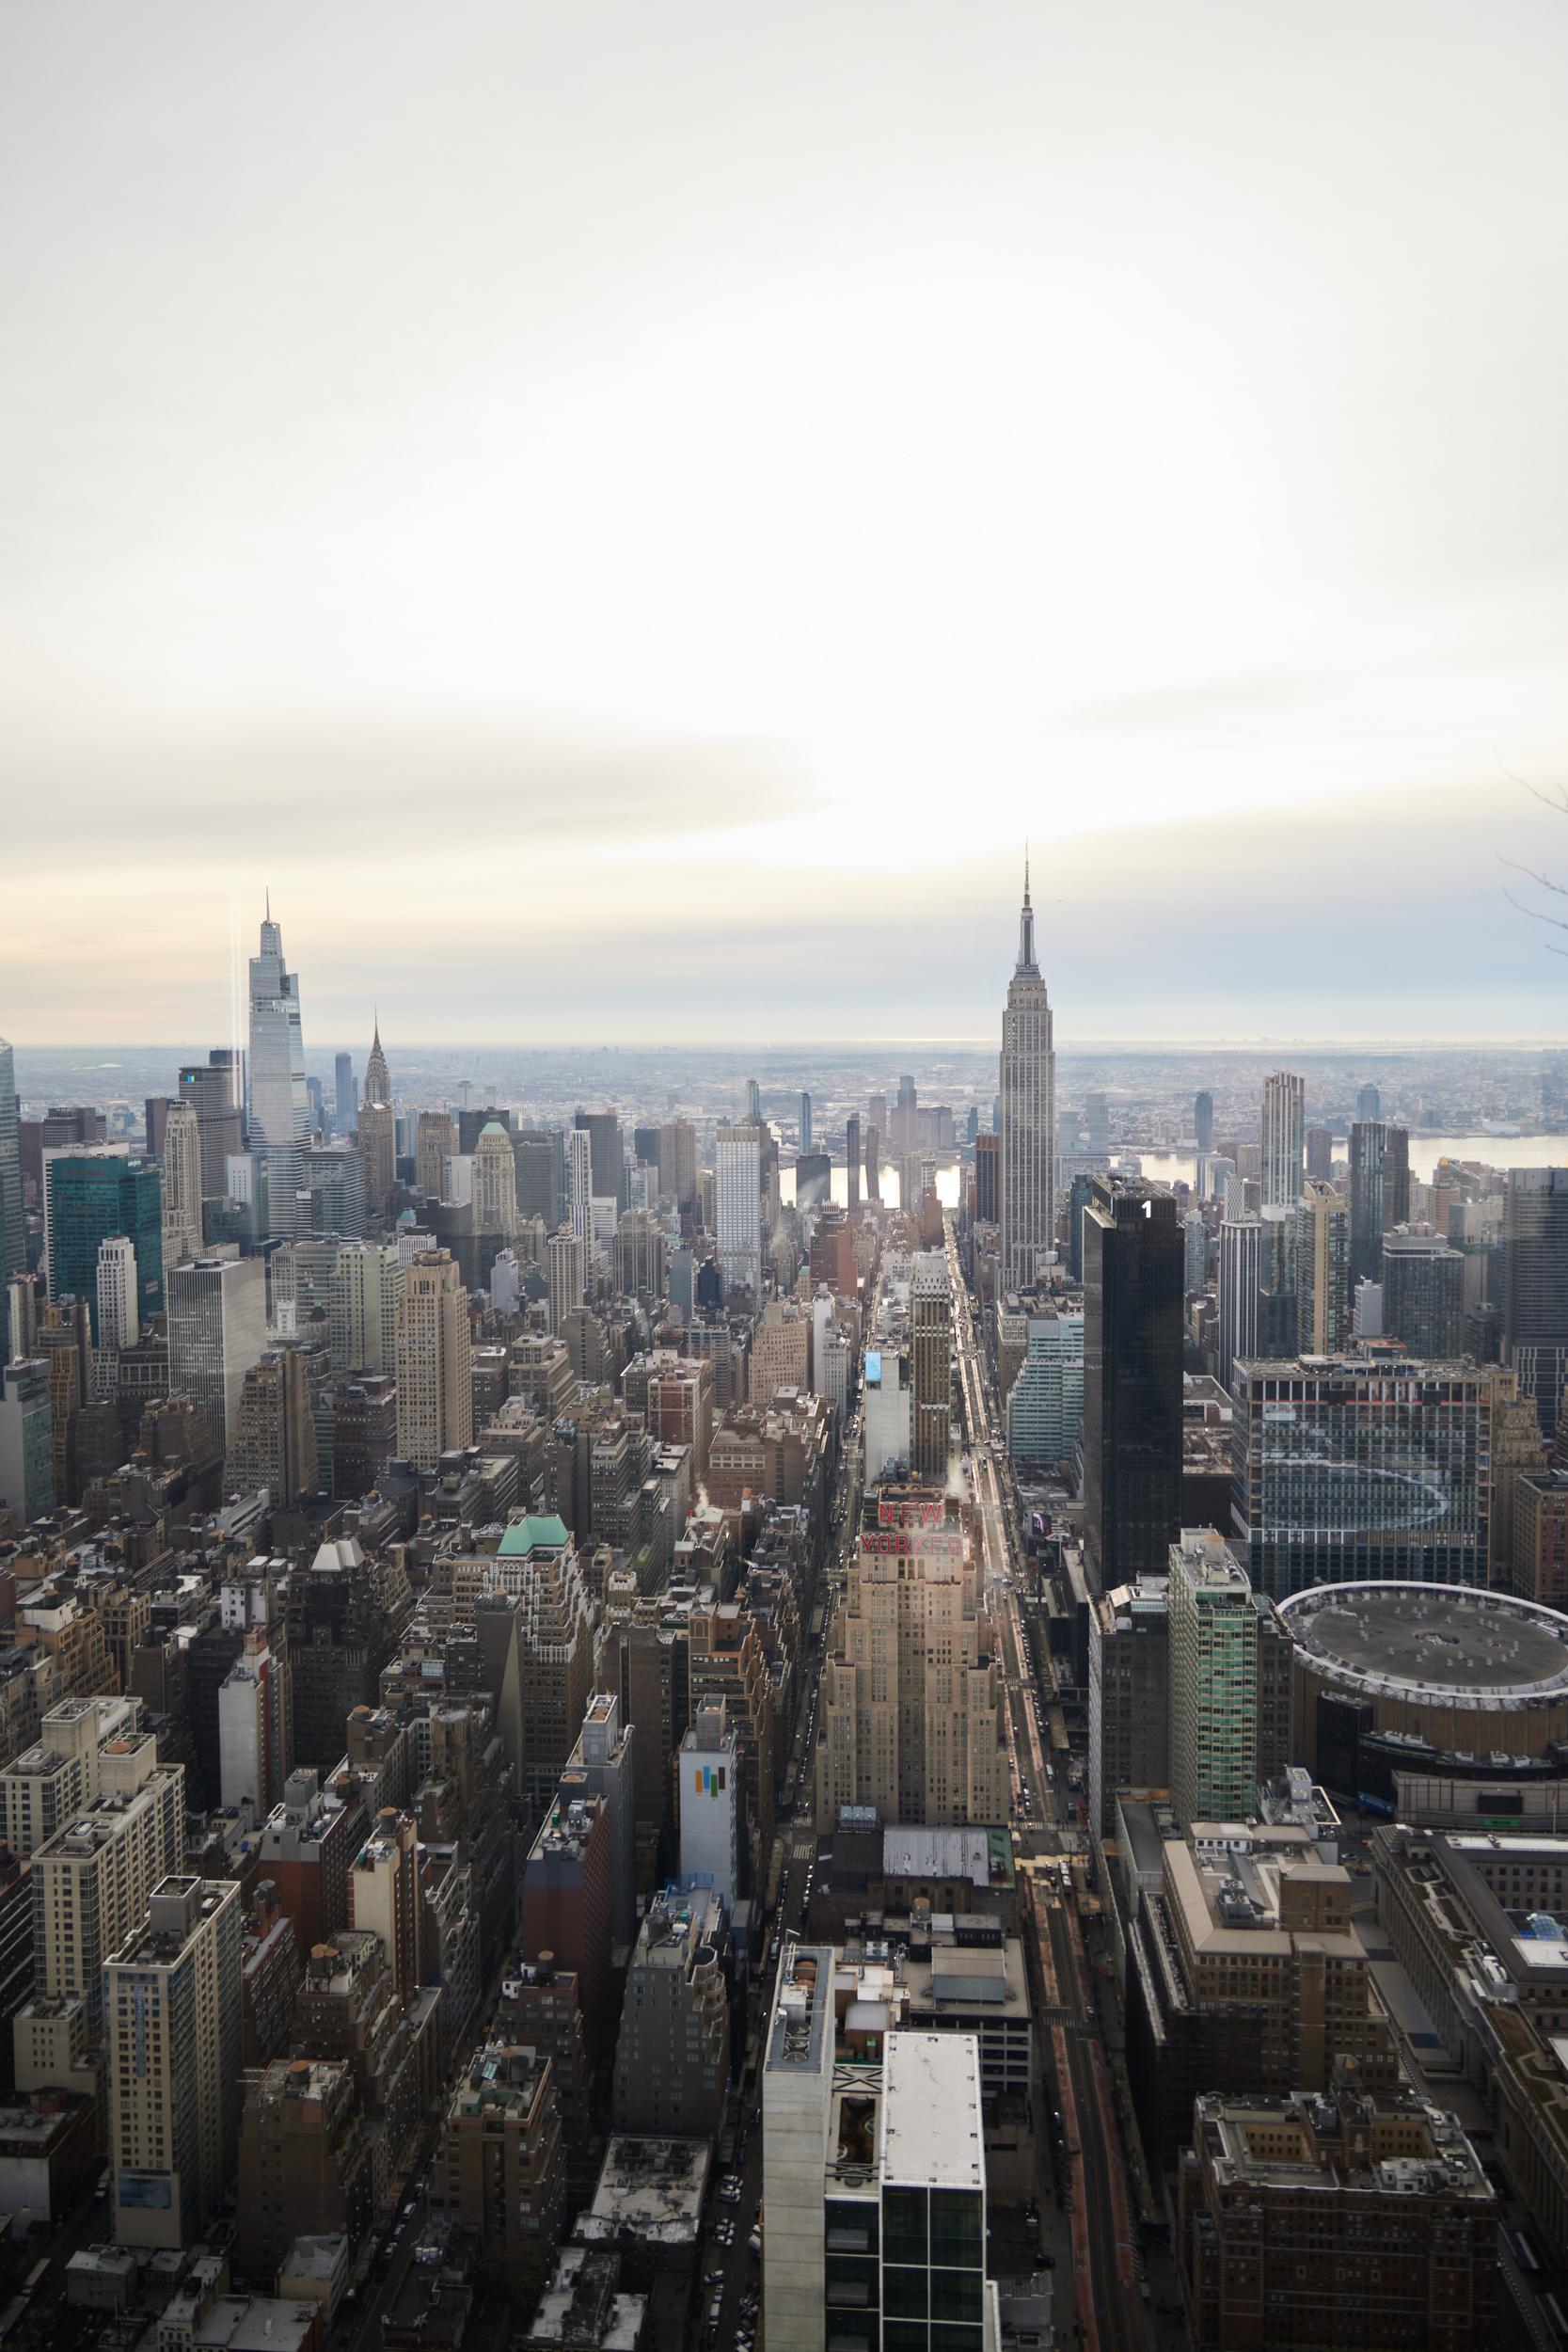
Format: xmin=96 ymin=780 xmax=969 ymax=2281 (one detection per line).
xmin=1504 ymin=1166 xmax=1568 ymax=1438
xmin=1194 ymin=1089 xmax=1213 ymax=1153
xmin=1083 ymin=1178 xmax=1183 ymax=1590
xmin=575 ymin=1109 xmax=626 ymax=1210
xmin=1347 ymin=1121 xmax=1409 ymax=1302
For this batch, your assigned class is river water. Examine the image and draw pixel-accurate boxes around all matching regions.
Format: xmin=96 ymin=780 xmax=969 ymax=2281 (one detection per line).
xmin=782 ymin=1135 xmax=1562 ymax=1212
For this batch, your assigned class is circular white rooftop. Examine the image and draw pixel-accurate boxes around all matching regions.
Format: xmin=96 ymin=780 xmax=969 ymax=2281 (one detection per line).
xmin=1279 ymin=1582 xmax=1568 ymax=1700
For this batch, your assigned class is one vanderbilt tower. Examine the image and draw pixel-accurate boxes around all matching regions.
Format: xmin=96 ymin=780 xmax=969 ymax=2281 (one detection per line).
xmin=1000 ymin=854 xmax=1055 ymax=1289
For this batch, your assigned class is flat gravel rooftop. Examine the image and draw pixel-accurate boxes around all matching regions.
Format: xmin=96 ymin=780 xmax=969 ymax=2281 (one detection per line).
xmin=1288 ymin=1587 xmax=1568 ymax=1692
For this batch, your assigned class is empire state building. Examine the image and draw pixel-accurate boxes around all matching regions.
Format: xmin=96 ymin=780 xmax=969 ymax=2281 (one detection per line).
xmin=1000 ymin=860 xmax=1055 ymax=1289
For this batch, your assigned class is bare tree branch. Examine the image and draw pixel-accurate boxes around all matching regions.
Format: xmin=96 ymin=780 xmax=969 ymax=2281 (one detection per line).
xmin=1498 ymin=755 xmax=1568 ymax=956
xmin=1497 ymin=749 xmax=1568 ymax=818
xmin=1500 ymin=859 xmax=1568 ymax=904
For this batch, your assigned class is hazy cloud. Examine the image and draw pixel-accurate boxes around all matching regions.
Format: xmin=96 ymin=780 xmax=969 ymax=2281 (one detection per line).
xmin=3 ymin=3 xmax=1566 ymax=1041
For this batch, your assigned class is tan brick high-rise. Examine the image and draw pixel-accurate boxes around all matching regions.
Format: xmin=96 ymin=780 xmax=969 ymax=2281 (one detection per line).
xmin=816 ymin=1488 xmax=1006 ymax=1826
xmin=395 ymin=1249 xmax=472 ymax=1469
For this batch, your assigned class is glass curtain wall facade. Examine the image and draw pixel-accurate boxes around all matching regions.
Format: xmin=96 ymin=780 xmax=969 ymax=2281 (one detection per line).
xmin=1503 ymin=1167 xmax=1568 ymax=1441
xmin=247 ymin=914 xmax=308 ymax=1240
xmin=1083 ymin=1180 xmax=1183 ymax=1590
xmin=47 ymin=1154 xmax=164 ymax=1338
xmin=166 ymin=1256 xmax=268 ymax=1456
xmin=1231 ymin=1359 xmax=1489 ymax=1599
xmin=1006 ymin=1314 xmax=1085 ymax=1470
xmin=1348 ymin=1123 xmax=1411 ymax=1302
xmin=0 ymin=1040 xmax=22 ymax=1281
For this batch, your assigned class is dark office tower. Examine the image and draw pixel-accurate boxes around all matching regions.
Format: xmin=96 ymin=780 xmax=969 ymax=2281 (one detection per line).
xmin=1382 ymin=1230 xmax=1464 ymax=1359
xmin=575 ymin=1109 xmax=626 ymax=1211
xmin=457 ymin=1104 xmax=511 ymax=1154
xmin=248 ymin=907 xmax=309 ymax=1240
xmin=1067 ymin=1171 xmax=1095 ymax=1282
xmin=1503 ymin=1168 xmax=1568 ymax=1439
xmin=1258 ymin=1207 xmax=1297 ymax=1359
xmin=334 ymin=1051 xmax=356 ymax=1130
xmin=864 ymin=1125 xmax=880 ymax=1203
xmin=1348 ymin=1123 xmax=1411 ymax=1302
xmin=746 ymin=1079 xmax=761 ymax=1120
xmin=1305 ymin=1126 xmax=1334 ymax=1181
xmin=41 ymin=1106 xmax=106 ymax=1150
xmin=0 ymin=1041 xmax=21 ymax=1282
xmin=1357 ymin=1084 xmax=1381 ymax=1123
xmin=514 ymin=1130 xmax=563 ymax=1229
xmin=1194 ymin=1091 xmax=1213 ymax=1152
xmin=1082 ymin=1179 xmax=1183 ymax=1592
xmin=144 ymin=1096 xmax=173 ymax=1161
xmin=179 ymin=1053 xmax=245 ymax=1202
xmin=632 ymin=1126 xmax=660 ymax=1175
xmin=896 ymin=1074 xmax=917 ymax=1152
xmin=795 ymin=1152 xmax=832 ymax=1215
xmin=799 ymin=1092 xmax=812 ymax=1155
xmin=846 ymin=1116 xmax=861 ymax=1216
xmin=974 ymin=1133 xmax=1000 ymax=1227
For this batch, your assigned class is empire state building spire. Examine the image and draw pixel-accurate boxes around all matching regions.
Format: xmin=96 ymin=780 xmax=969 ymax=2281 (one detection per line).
xmin=1017 ymin=845 xmax=1038 ymax=976
xmin=999 ymin=851 xmax=1055 ymax=1290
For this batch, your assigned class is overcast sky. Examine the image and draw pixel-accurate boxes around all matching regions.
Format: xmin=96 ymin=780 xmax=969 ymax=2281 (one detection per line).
xmin=4 ymin=3 xmax=1567 ymax=1044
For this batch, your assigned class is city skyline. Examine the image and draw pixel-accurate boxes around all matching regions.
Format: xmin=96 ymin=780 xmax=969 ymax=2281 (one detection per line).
xmin=4 ymin=8 xmax=1568 ymax=1042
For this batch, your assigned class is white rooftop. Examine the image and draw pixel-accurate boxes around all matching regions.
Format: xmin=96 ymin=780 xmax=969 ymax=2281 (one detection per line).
xmin=879 ymin=2030 xmax=985 ymax=2192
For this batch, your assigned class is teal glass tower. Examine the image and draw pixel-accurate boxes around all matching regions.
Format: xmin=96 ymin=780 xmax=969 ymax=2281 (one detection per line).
xmin=45 ymin=1152 xmax=164 ymax=1339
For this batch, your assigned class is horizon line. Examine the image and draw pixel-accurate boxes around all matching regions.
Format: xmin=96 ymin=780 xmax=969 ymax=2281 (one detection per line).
xmin=7 ymin=1033 xmax=1566 ymax=1054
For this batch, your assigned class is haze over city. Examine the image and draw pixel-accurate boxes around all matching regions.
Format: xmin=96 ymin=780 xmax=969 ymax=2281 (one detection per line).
xmin=5 ymin=5 xmax=1568 ymax=1041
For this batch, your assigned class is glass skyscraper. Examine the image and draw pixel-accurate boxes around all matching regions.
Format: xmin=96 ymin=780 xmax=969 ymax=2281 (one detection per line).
xmin=1503 ymin=1166 xmax=1568 ymax=1441
xmin=1083 ymin=1178 xmax=1183 ymax=1588
xmin=1006 ymin=1311 xmax=1085 ymax=1470
xmin=44 ymin=1150 xmax=164 ymax=1340
xmin=247 ymin=908 xmax=308 ymax=1239
xmin=1348 ymin=1121 xmax=1410 ymax=1301
xmin=166 ymin=1255 xmax=268 ymax=1455
xmin=0 ymin=1359 xmax=54 ymax=1523
xmin=0 ymin=1039 xmax=22 ymax=1283
xmin=1231 ymin=1358 xmax=1489 ymax=1598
